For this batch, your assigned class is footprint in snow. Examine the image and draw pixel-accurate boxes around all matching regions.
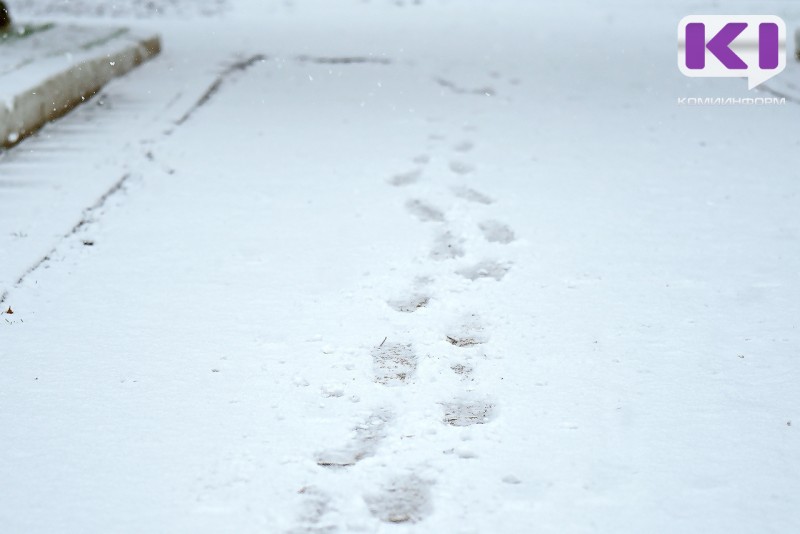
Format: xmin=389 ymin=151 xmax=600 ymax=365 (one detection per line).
xmin=446 ymin=335 xmax=485 ymax=348
xmin=449 ymin=160 xmax=475 ymax=175
xmin=387 ymin=294 xmax=430 ymax=313
xmin=429 ymin=230 xmax=465 ymax=261
xmin=457 ymin=260 xmax=510 ymax=281
xmin=451 ymin=185 xmax=494 ymax=205
xmin=453 ymin=140 xmax=474 ymax=153
xmin=440 ymin=399 xmax=495 ymax=427
xmin=292 ymin=485 xmax=332 ymax=530
xmin=450 ymin=362 xmax=474 ymax=380
xmin=364 ymin=474 xmax=433 ymax=524
xmin=388 ymin=168 xmax=422 ymax=187
xmin=372 ymin=342 xmax=417 ymax=386
xmin=412 ymin=154 xmax=431 ymax=165
xmin=405 ymin=199 xmax=445 ymax=222
xmin=387 ymin=277 xmax=433 ymax=313
xmin=316 ymin=409 xmax=393 ymax=468
xmin=445 ymin=314 xmax=488 ymax=347
xmin=478 ymin=220 xmax=516 ymax=244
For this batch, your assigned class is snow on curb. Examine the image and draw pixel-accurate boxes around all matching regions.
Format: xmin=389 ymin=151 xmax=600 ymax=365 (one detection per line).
xmin=0 ymin=31 xmax=160 ymax=147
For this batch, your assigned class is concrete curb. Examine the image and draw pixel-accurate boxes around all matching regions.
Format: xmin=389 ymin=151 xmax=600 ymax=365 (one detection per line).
xmin=1 ymin=34 xmax=160 ymax=148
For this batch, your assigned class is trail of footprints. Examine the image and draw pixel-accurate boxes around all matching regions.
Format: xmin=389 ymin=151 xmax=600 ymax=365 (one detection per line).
xmin=299 ymin=134 xmax=515 ymax=529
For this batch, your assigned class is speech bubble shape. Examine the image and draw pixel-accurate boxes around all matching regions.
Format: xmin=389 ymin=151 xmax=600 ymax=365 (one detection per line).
xmin=678 ymin=15 xmax=786 ymax=90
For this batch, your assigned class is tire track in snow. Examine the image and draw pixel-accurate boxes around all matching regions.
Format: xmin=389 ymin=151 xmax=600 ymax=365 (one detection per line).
xmin=172 ymin=52 xmax=394 ymax=129
xmin=0 ymin=172 xmax=132 ymax=305
xmin=1 ymin=53 xmax=267 ymax=306
xmin=173 ymin=53 xmax=268 ymax=127
xmin=1 ymin=51 xmax=397 ymax=307
xmin=295 ymin=55 xmax=391 ymax=66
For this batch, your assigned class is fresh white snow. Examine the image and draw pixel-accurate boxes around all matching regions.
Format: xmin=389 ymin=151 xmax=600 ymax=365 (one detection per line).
xmin=1 ymin=1 xmax=800 ymax=532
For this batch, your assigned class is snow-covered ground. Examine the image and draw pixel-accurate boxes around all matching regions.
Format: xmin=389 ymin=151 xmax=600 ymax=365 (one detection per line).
xmin=2 ymin=1 xmax=800 ymax=532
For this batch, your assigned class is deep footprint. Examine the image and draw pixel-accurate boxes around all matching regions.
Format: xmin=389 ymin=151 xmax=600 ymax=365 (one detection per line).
xmin=446 ymin=335 xmax=485 ymax=347
xmin=405 ymin=199 xmax=445 ymax=222
xmin=446 ymin=314 xmax=488 ymax=347
xmin=451 ymin=186 xmax=493 ymax=205
xmin=364 ymin=474 xmax=433 ymax=524
xmin=292 ymin=485 xmax=333 ymax=532
xmin=430 ymin=230 xmax=465 ymax=260
xmin=450 ymin=362 xmax=474 ymax=380
xmin=316 ymin=409 xmax=393 ymax=467
xmin=441 ymin=400 xmax=495 ymax=426
xmin=449 ymin=160 xmax=475 ymax=175
xmin=453 ymin=141 xmax=474 ymax=152
xmin=458 ymin=260 xmax=510 ymax=281
xmin=389 ymin=169 xmax=422 ymax=187
xmin=372 ymin=342 xmax=417 ymax=386
xmin=388 ymin=277 xmax=433 ymax=312
xmin=479 ymin=220 xmax=516 ymax=244
xmin=388 ymin=294 xmax=430 ymax=313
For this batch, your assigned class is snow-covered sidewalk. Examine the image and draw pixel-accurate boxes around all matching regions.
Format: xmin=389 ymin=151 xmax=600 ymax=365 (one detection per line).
xmin=2 ymin=1 xmax=799 ymax=532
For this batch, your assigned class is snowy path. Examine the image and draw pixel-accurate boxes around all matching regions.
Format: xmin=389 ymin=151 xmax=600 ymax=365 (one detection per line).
xmin=2 ymin=1 xmax=800 ymax=532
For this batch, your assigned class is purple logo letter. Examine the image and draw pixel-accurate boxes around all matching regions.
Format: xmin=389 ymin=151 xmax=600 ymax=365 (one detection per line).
xmin=686 ymin=22 xmax=748 ymax=70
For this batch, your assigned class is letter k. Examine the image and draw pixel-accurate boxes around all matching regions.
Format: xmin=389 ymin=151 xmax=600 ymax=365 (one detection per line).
xmin=686 ymin=22 xmax=748 ymax=69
